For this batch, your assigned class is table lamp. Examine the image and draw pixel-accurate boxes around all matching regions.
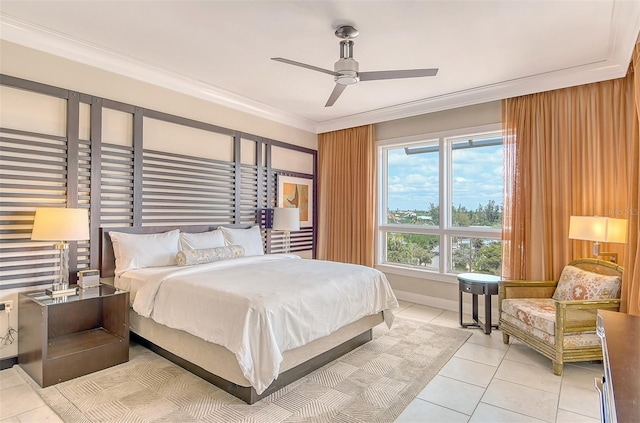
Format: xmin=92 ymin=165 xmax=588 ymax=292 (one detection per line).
xmin=31 ymin=207 xmax=90 ymax=293
xmin=273 ymin=207 xmax=300 ymax=253
xmin=568 ymin=216 xmax=628 ymax=263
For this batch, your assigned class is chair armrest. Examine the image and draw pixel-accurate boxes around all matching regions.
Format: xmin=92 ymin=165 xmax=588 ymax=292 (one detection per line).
xmin=556 ymin=299 xmax=621 ymax=334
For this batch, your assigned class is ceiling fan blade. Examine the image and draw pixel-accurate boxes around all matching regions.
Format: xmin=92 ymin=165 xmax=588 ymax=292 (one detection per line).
xmin=325 ymin=84 xmax=347 ymax=107
xmin=271 ymin=57 xmax=338 ymax=76
xmin=359 ymin=68 xmax=439 ymax=81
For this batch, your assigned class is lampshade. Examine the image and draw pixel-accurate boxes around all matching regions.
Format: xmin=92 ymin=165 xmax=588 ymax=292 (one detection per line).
xmin=31 ymin=208 xmax=90 ymax=241
xmin=568 ymin=216 xmax=628 ymax=244
xmin=273 ymin=207 xmax=300 ymax=232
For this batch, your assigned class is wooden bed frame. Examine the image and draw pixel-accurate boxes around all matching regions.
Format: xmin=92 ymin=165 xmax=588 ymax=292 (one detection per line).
xmin=99 ymin=225 xmax=381 ymax=404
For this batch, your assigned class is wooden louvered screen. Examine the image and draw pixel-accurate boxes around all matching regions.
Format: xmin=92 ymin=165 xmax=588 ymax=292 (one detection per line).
xmin=0 ymin=128 xmax=70 ymax=289
xmin=0 ymin=74 xmax=317 ymax=290
xmin=142 ymin=149 xmax=236 ymax=226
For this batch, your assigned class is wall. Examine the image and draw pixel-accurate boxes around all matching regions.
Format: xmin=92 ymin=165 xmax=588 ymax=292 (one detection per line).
xmin=0 ymin=41 xmax=318 ymax=360
xmin=375 ymin=101 xmax=502 ymax=310
xmin=0 ymin=40 xmax=317 ymax=150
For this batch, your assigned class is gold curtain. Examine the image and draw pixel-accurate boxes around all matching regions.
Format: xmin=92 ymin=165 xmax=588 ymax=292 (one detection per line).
xmin=502 ymin=67 xmax=638 ymax=304
xmin=317 ymin=125 xmax=376 ymax=266
xmin=624 ymin=44 xmax=640 ymax=315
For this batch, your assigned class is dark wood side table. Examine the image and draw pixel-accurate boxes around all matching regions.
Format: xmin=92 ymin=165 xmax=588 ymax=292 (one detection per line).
xmin=458 ymin=273 xmax=501 ymax=334
xmin=18 ymin=284 xmax=129 ymax=387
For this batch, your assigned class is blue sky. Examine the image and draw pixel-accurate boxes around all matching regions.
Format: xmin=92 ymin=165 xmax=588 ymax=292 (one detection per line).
xmin=387 ymin=144 xmax=503 ymax=211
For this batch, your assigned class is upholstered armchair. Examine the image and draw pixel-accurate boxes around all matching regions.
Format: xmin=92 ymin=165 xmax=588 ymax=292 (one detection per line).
xmin=498 ymin=258 xmax=623 ymax=376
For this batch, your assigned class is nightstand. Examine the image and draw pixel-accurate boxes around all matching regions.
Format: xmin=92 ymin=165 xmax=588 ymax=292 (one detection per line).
xmin=18 ymin=284 xmax=129 ymax=387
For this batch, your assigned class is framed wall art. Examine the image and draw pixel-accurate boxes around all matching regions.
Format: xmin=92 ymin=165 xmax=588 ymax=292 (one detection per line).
xmin=277 ymin=175 xmax=313 ymax=228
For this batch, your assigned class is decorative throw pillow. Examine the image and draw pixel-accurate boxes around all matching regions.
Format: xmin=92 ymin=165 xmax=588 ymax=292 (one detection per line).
xmin=552 ymin=265 xmax=621 ymax=301
xmin=179 ymin=229 xmax=225 ymax=250
xmin=219 ymin=226 xmax=264 ymax=256
xmin=109 ymin=229 xmax=180 ymax=276
xmin=176 ymin=245 xmax=245 ymax=266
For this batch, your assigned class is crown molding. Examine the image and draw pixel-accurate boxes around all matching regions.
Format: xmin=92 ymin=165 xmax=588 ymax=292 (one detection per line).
xmin=2 ymin=0 xmax=639 ymax=136
xmin=0 ymin=14 xmax=318 ymax=134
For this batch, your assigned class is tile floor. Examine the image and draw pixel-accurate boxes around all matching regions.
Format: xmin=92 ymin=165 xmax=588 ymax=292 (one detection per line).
xmin=394 ymin=301 xmax=602 ymax=423
xmin=0 ymin=301 xmax=603 ymax=423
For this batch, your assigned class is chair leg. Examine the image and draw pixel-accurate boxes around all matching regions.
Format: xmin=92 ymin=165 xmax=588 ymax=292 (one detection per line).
xmin=502 ymin=332 xmax=509 ymax=344
xmin=552 ymin=361 xmax=563 ymax=376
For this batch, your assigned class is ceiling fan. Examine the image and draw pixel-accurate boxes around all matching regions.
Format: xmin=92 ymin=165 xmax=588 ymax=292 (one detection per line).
xmin=271 ymin=25 xmax=438 ymax=107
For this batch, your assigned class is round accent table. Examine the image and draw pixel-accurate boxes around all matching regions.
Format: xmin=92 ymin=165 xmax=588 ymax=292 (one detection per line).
xmin=458 ymin=273 xmax=501 ymax=334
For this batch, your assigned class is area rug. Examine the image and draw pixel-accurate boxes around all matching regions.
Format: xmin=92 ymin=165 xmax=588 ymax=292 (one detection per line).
xmin=16 ymin=317 xmax=470 ymax=422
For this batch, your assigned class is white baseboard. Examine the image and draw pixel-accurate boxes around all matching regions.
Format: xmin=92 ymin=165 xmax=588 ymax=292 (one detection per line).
xmin=393 ymin=289 xmax=499 ymax=317
xmin=393 ymin=290 xmax=459 ymax=312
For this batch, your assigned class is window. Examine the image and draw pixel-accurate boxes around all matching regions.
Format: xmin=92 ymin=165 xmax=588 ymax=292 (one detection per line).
xmin=378 ymin=127 xmax=503 ymax=277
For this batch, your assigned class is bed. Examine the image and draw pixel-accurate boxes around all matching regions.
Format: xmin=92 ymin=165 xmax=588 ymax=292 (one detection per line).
xmin=99 ymin=225 xmax=398 ymax=404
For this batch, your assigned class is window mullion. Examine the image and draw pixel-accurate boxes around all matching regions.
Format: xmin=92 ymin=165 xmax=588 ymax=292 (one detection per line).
xmin=440 ymin=136 xmax=450 ymax=274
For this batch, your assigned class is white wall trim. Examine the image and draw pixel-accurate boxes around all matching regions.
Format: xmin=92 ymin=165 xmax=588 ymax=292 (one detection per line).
xmin=393 ymin=289 xmax=458 ymax=312
xmin=394 ymin=289 xmax=500 ymax=320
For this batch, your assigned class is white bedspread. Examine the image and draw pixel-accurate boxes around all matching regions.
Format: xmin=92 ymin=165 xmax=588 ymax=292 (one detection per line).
xmin=124 ymin=254 xmax=398 ymax=394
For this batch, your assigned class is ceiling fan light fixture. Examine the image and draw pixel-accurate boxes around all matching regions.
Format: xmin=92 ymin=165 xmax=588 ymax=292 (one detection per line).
xmin=335 ymin=72 xmax=359 ymax=85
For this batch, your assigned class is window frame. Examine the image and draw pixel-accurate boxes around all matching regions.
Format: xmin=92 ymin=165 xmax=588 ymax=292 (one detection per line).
xmin=376 ymin=124 xmax=503 ymax=283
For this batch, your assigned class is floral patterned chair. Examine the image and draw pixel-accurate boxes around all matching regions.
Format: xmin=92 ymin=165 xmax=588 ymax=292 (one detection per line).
xmin=498 ymin=258 xmax=623 ymax=375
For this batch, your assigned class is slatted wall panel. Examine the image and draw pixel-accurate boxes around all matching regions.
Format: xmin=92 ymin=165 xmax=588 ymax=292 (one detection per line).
xmin=239 ymin=164 xmax=260 ymax=225
xmin=100 ymin=143 xmax=135 ymax=228
xmin=142 ymin=149 xmax=236 ymax=226
xmin=76 ymin=139 xmax=92 ymax=271
xmin=0 ymin=128 xmax=67 ymax=288
xmin=1 ymin=75 xmax=317 ymax=289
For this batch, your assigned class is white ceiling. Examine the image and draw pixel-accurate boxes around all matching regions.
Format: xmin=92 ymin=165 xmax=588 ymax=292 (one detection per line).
xmin=1 ymin=1 xmax=639 ymax=133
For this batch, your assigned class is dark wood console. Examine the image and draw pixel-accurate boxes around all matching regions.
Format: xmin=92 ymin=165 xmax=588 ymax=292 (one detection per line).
xmin=596 ymin=310 xmax=640 ymax=422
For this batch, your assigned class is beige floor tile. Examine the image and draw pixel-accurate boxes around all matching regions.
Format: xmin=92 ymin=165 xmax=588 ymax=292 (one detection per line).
xmin=417 ymin=375 xmax=485 ymax=415
xmin=0 ymin=384 xmax=45 ymax=420
xmin=0 ymin=369 xmax=24 ymax=391
xmin=0 ymin=417 xmax=20 ymax=423
xmin=395 ymin=398 xmax=470 ymax=423
xmin=14 ymin=406 xmax=63 ymax=423
xmin=438 ymin=357 xmax=497 ymax=388
xmin=430 ymin=310 xmax=469 ymax=328
xmin=469 ymin=403 xmax=546 ymax=422
xmin=465 ymin=330 xmax=510 ymax=351
xmin=454 ymin=342 xmax=507 ymax=367
xmin=560 ymin=364 xmax=603 ymax=391
xmin=494 ymin=359 xmax=562 ymax=394
xmin=558 ymin=384 xmax=601 ymax=420
xmin=482 ymin=378 xmax=559 ymax=422
xmin=554 ymin=409 xmax=600 ymax=423
xmin=503 ymin=342 xmax=554 ymax=370
xmin=564 ymin=361 xmax=604 ymax=372
xmin=396 ymin=300 xmax=413 ymax=311
xmin=396 ymin=304 xmax=444 ymax=323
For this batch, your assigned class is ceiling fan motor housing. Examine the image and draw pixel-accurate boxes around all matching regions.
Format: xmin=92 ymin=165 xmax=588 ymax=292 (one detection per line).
xmin=335 ymin=40 xmax=359 ymax=85
xmin=334 ymin=60 xmax=359 ymax=85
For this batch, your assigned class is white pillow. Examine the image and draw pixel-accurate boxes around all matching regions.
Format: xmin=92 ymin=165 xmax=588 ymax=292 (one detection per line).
xmin=219 ymin=226 xmax=264 ymax=256
xmin=109 ymin=229 xmax=180 ymax=275
xmin=179 ymin=229 xmax=225 ymax=250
